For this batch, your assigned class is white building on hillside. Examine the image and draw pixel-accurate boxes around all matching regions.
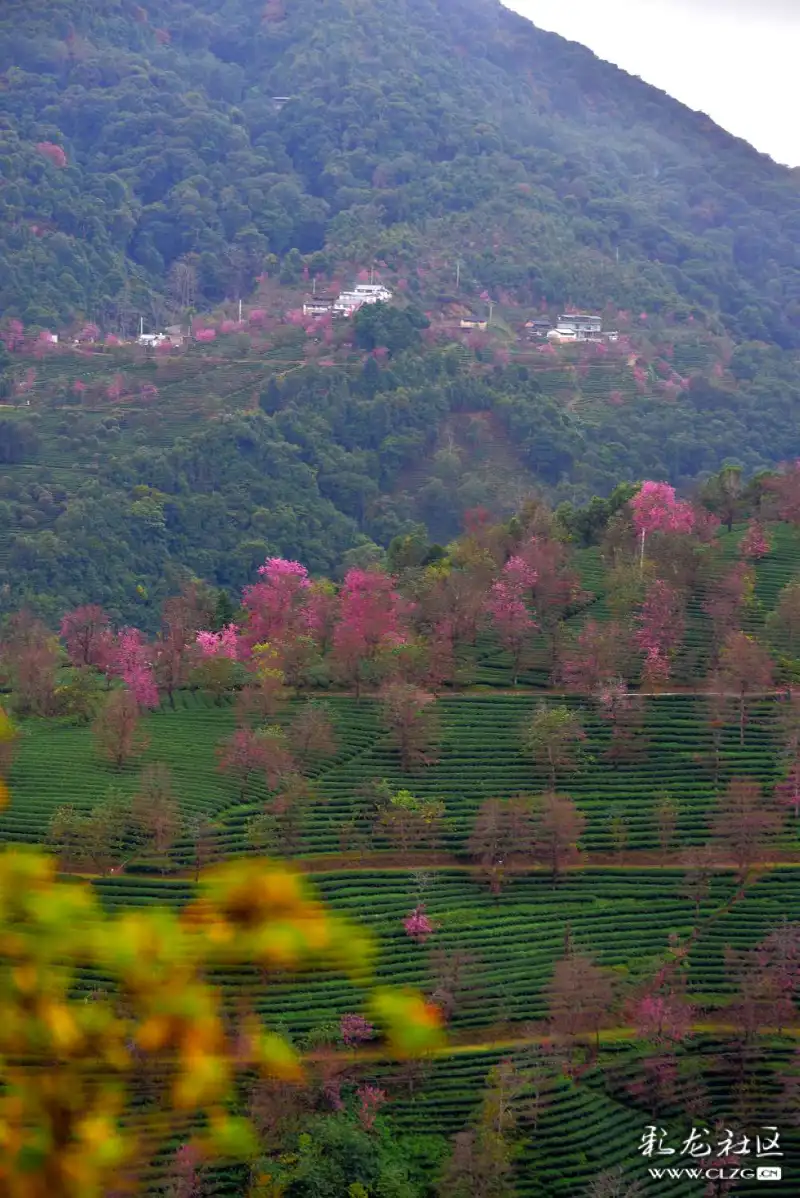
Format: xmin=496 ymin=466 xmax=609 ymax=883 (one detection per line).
xmin=333 ymin=282 xmax=393 ymax=316
xmin=547 ymin=312 xmax=618 ymax=344
xmin=557 ymin=314 xmax=602 ymax=335
xmin=547 ymin=325 xmax=579 ymax=343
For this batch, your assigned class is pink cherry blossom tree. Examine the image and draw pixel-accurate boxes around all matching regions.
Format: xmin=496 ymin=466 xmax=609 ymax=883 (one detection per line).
xmin=630 ymin=481 xmax=695 ymax=570
xmin=241 ymin=558 xmax=311 ymax=652
xmin=356 ymin=1084 xmax=386 ymax=1131
xmin=635 ymin=580 xmax=686 ymax=689
xmin=195 ymin=624 xmax=239 ymax=659
xmin=703 ymin=562 xmax=754 ymax=663
xmin=632 ymin=992 xmax=692 ymax=1046
xmin=486 ymin=555 xmax=538 ymax=685
xmin=36 ymin=142 xmax=68 ymax=168
xmin=1 ymin=318 xmax=25 ymax=352
xmin=558 ymin=619 xmax=624 ymax=693
xmin=332 ymin=568 xmax=406 ymax=697
xmin=339 ymin=1013 xmax=375 ymax=1048
xmin=403 ymin=905 xmax=435 ymax=944
xmin=108 ymin=628 xmax=159 ymax=708
xmin=740 ymin=519 xmax=770 ymax=561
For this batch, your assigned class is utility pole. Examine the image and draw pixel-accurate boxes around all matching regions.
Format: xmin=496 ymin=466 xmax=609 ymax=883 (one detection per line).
xmin=455 ymin=259 xmax=462 ymax=290
xmin=487 ymin=300 xmax=494 ymax=326
xmin=238 ymin=298 xmax=243 ymax=322
xmin=370 ymin=266 xmax=375 ymax=285
xmin=139 ymin=316 xmax=144 ymax=338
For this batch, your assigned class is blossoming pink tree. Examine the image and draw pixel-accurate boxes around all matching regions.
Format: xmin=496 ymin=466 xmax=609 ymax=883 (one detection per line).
xmin=356 ymin=1084 xmax=386 ymax=1130
xmin=635 ymin=580 xmax=686 ymax=690
xmin=36 ymin=142 xmax=67 ymax=168
xmin=241 ymin=558 xmax=312 ymax=653
xmin=776 ymin=765 xmax=800 ymax=819
xmin=403 ymin=905 xmax=435 ymax=944
xmin=486 ymin=556 xmax=538 ymax=685
xmin=630 ymin=481 xmax=695 ymax=569
xmin=740 ymin=519 xmax=770 ymax=561
xmin=339 ymin=1013 xmax=374 ymax=1048
xmin=632 ymin=992 xmax=692 ymax=1046
xmin=195 ymin=624 xmax=239 ymax=660
xmin=332 ymin=568 xmax=406 ymax=697
xmin=108 ymin=628 xmax=159 ymax=708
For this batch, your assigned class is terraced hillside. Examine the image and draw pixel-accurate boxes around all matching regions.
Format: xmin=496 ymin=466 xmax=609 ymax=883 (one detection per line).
xmin=5 ymin=517 xmax=800 ymax=1195
xmin=2 ymin=692 xmax=789 ymax=859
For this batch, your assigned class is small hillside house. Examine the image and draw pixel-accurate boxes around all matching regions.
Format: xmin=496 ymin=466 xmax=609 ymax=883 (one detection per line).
xmin=557 ymin=313 xmax=603 ymax=334
xmin=302 ymin=294 xmax=335 ymax=317
xmin=524 ymin=319 xmax=552 ymax=339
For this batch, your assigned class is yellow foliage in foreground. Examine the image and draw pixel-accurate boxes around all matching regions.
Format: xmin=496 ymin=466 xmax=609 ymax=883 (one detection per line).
xmin=0 ymin=778 xmax=444 ymax=1198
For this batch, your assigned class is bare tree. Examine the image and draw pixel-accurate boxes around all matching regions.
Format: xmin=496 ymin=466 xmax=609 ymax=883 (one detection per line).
xmin=534 ymin=791 xmax=586 ymax=884
xmin=131 ymin=763 xmax=182 ymax=861
xmin=167 ymin=257 xmax=198 ymax=314
xmin=93 ymin=689 xmax=149 ymax=769
xmin=288 ymin=701 xmax=338 ymax=769
xmin=467 ymin=796 xmax=537 ymax=894
xmin=654 ymin=793 xmax=680 ymax=858
xmin=522 ymin=703 xmax=588 ymax=789
xmin=584 ymin=1166 xmax=644 ymax=1198
xmin=379 ymin=682 xmax=440 ymax=772
xmin=545 ymin=953 xmax=617 ymax=1050
xmin=709 ymin=776 xmax=783 ymax=875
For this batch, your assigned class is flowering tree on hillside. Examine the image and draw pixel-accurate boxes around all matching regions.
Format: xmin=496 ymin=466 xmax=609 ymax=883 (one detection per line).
xmin=216 ymin=726 xmax=271 ymax=804
xmin=522 ymin=704 xmax=588 ymax=789
xmin=302 ymin=580 xmax=338 ymax=654
xmin=486 ymin=556 xmax=538 ymax=685
xmin=768 ymin=461 xmax=800 ymax=526
xmin=630 ymin=481 xmax=695 ymax=569
xmin=241 ymin=558 xmax=311 ymax=652
xmin=93 ymin=689 xmax=149 ymax=769
xmin=36 ymin=141 xmax=68 ymax=168
xmin=380 ymin=682 xmax=440 ymax=772
xmin=467 ymin=796 xmax=537 ymax=894
xmin=740 ymin=519 xmax=771 ymax=561
xmin=333 ymin=568 xmax=406 ymax=697
xmin=517 ymin=537 xmax=582 ymax=670
xmin=196 ymin=625 xmax=239 ymax=659
xmin=404 ymin=905 xmax=435 ymax=944
xmin=60 ymin=605 xmax=113 ymax=670
xmin=109 ymin=628 xmax=158 ymax=708
xmin=534 ymin=792 xmax=586 ymax=884
xmin=635 ymin=581 xmax=686 ymax=689
xmin=709 ymin=776 xmax=782 ymax=875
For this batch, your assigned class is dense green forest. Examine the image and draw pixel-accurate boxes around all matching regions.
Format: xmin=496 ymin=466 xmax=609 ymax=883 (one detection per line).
xmin=1 ymin=0 xmax=800 ymax=343
xmin=2 ymin=333 xmax=800 ymax=628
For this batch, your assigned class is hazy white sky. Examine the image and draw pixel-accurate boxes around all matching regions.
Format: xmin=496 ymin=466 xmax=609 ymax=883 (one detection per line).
xmin=503 ymin=0 xmax=800 ymax=167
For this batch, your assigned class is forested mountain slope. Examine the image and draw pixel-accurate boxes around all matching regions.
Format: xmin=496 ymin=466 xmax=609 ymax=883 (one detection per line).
xmin=2 ymin=0 xmax=800 ymax=344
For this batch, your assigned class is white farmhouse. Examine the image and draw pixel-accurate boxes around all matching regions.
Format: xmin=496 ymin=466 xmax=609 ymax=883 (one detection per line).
xmin=333 ymin=281 xmax=393 ymax=316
